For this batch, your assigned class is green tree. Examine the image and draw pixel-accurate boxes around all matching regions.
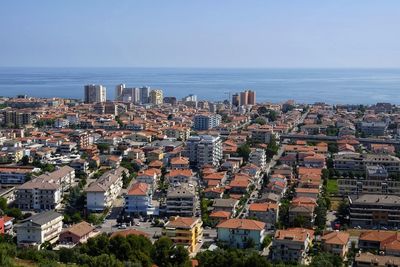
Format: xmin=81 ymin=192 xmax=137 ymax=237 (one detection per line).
xmin=254 ymin=117 xmax=266 ymax=125
xmin=237 ymin=144 xmax=251 ymax=161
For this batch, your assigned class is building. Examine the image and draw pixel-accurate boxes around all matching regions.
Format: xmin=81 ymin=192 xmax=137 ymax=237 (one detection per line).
xmin=84 ymin=84 xmax=106 ymax=103
xmin=249 ymin=148 xmax=267 ymax=170
xmin=0 ymin=166 xmax=40 ymax=184
xmin=358 ymin=230 xmax=400 ymax=256
xmin=59 ymin=221 xmax=99 ymax=245
xmin=162 ymin=217 xmax=203 ymax=253
xmin=193 ymin=114 xmax=221 ymax=130
xmin=360 ymin=121 xmax=388 ymax=136
xmin=248 ymin=202 xmax=278 ymax=230
xmin=15 ymin=211 xmax=63 ymax=247
xmin=85 ymin=167 xmax=128 ymax=212
xmin=15 ymin=166 xmax=75 ymax=211
xmin=231 ymin=94 xmax=239 ymax=106
xmin=216 ymin=219 xmax=265 ymax=249
xmin=166 ymin=184 xmax=196 ymax=217
xmin=355 ymin=252 xmax=400 ymax=267
xmin=115 ymin=84 xmax=140 ymax=103
xmin=321 ymin=231 xmax=350 ymax=257
xmin=2 ymin=110 xmax=32 ymax=127
xmin=238 ymin=90 xmax=256 ymax=106
xmin=338 ymin=165 xmax=400 ymax=195
xmin=270 ymin=228 xmax=314 ymax=264
xmin=333 ymin=153 xmax=400 ymax=173
xmin=185 ymin=135 xmax=223 ymax=168
xmin=124 ymin=182 xmax=155 ymax=216
xmin=149 ymin=89 xmax=163 ymax=105
xmin=349 ymin=194 xmax=400 ymax=229
xmin=251 ymin=128 xmax=273 ymax=144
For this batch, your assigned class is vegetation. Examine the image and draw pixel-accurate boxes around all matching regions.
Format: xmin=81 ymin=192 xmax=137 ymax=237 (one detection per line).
xmin=237 ymin=144 xmax=251 ymax=161
xmin=254 ymin=117 xmax=266 ymax=125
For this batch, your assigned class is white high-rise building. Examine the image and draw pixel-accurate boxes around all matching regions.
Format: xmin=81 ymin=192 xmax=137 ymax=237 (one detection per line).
xmin=84 ymin=84 xmax=106 ymax=103
xmin=115 ymin=84 xmax=141 ymax=103
xmin=185 ymin=135 xmax=222 ymax=168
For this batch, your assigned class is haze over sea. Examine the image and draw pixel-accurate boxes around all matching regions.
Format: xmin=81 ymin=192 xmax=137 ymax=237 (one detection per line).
xmin=0 ymin=67 xmax=399 ymax=104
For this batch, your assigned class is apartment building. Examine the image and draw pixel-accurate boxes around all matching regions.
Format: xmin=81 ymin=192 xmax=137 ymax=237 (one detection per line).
xmin=271 ymin=228 xmax=314 ymax=264
xmin=349 ymin=194 xmax=400 ymax=229
xmin=249 ymin=148 xmax=267 ymax=170
xmin=149 ymin=89 xmax=163 ymax=105
xmin=193 ymin=114 xmax=222 ymax=130
xmin=166 ymin=184 xmax=196 ymax=217
xmin=248 ymin=202 xmax=278 ymax=230
xmin=162 ymin=217 xmax=203 ymax=253
xmin=216 ymin=218 xmax=265 ymax=249
xmin=360 ymin=121 xmax=388 ymax=136
xmin=124 ymin=182 xmax=154 ymax=216
xmin=251 ymin=128 xmax=273 ymax=144
xmin=15 ymin=211 xmax=63 ymax=247
xmin=84 ymin=84 xmax=106 ymax=103
xmin=334 ymin=153 xmax=400 ymax=173
xmin=338 ymin=165 xmax=400 ymax=195
xmin=15 ymin=166 xmax=75 ymax=211
xmin=0 ymin=166 xmax=40 ymax=184
xmin=85 ymin=167 xmax=128 ymax=212
xmin=2 ymin=110 xmax=33 ymax=127
xmin=185 ymin=135 xmax=223 ymax=168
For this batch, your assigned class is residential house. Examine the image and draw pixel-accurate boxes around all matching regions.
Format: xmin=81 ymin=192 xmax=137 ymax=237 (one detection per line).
xmin=216 ymin=219 xmax=266 ymax=249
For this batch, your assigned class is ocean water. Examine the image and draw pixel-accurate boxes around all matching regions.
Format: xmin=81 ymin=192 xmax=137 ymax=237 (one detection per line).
xmin=0 ymin=67 xmax=399 ymax=104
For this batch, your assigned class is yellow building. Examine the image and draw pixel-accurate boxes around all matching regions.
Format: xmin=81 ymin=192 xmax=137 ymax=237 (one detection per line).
xmin=163 ymin=216 xmax=203 ymax=253
xmin=149 ymin=89 xmax=163 ymax=105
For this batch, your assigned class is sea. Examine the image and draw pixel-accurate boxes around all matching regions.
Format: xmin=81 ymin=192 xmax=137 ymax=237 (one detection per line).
xmin=0 ymin=67 xmax=400 ymax=105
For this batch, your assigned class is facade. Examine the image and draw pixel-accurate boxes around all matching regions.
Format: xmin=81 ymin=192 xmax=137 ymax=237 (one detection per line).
xmin=216 ymin=219 xmax=265 ymax=249
xmin=0 ymin=166 xmax=40 ymax=184
xmin=334 ymin=153 xmax=400 ymax=173
xmin=163 ymin=217 xmax=203 ymax=253
xmin=360 ymin=121 xmax=388 ymax=136
xmin=349 ymin=194 xmax=400 ymax=229
xmin=149 ymin=89 xmax=163 ymax=105
xmin=338 ymin=165 xmax=400 ymax=195
xmin=15 ymin=166 xmax=75 ymax=211
xmin=193 ymin=114 xmax=222 ymax=130
xmin=124 ymin=182 xmax=154 ymax=216
xmin=2 ymin=110 xmax=32 ymax=127
xmin=321 ymin=231 xmax=350 ymax=257
xmin=270 ymin=228 xmax=314 ymax=264
xmin=248 ymin=202 xmax=278 ymax=230
xmin=249 ymin=148 xmax=267 ymax=170
xmin=251 ymin=128 xmax=273 ymax=144
xmin=15 ymin=211 xmax=63 ymax=247
xmin=84 ymin=84 xmax=106 ymax=103
xmin=166 ymin=184 xmax=196 ymax=217
xmin=85 ymin=167 xmax=128 ymax=212
xmin=185 ymin=135 xmax=222 ymax=168
xmin=115 ymin=84 xmax=141 ymax=103
xmin=59 ymin=221 xmax=98 ymax=245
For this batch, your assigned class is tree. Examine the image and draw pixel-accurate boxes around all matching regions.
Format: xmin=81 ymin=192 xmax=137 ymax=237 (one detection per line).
xmin=152 ymin=237 xmax=174 ymax=267
xmin=97 ymin=143 xmax=110 ymax=153
xmin=254 ymin=117 xmax=266 ymax=125
xmin=237 ymin=144 xmax=251 ymax=161
xmin=310 ymin=252 xmax=342 ymax=267
xmin=21 ymin=155 xmax=30 ymax=166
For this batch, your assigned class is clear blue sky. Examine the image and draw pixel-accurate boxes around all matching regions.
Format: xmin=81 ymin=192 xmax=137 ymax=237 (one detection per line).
xmin=1 ymin=0 xmax=400 ymax=68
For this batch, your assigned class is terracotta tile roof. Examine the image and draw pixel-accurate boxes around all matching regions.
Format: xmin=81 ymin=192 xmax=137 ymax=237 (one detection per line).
xmin=216 ymin=218 xmax=265 ymax=231
xmin=322 ymin=231 xmax=350 ymax=245
xmin=165 ymin=216 xmax=200 ymax=229
xmin=275 ymin=228 xmax=315 ymax=242
xmin=249 ymin=202 xmax=278 ymax=212
xmin=127 ymin=182 xmax=149 ymax=196
xmin=209 ymin=210 xmax=231 ymax=219
xmin=63 ymin=221 xmax=94 ymax=238
xmin=166 ymin=169 xmax=193 ymax=178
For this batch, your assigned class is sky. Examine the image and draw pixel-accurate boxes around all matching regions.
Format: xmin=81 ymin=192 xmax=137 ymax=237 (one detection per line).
xmin=1 ymin=0 xmax=400 ymax=68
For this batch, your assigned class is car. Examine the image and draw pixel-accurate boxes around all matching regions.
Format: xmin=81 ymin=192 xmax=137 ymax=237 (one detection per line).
xmin=118 ymin=224 xmax=127 ymax=229
xmin=135 ymin=222 xmax=141 ymax=226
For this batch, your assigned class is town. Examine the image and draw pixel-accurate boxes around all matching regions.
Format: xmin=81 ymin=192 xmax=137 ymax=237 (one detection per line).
xmin=0 ymin=85 xmax=399 ymax=267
